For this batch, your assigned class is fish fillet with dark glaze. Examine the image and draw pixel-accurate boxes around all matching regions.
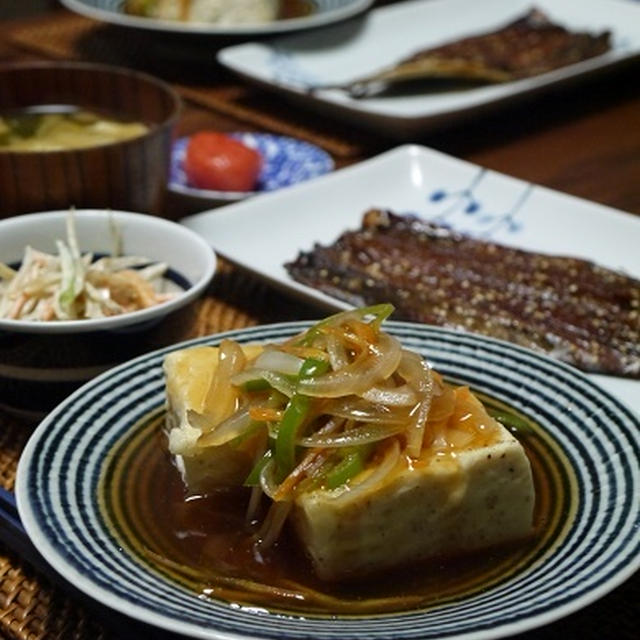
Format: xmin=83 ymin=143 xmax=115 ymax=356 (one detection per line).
xmin=338 ymin=8 xmax=611 ymax=96
xmin=285 ymin=209 xmax=640 ymax=378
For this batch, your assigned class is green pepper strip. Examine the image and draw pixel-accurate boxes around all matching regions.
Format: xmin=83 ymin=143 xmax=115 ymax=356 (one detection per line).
xmin=296 ymin=303 xmax=395 ymax=347
xmin=242 ymin=378 xmax=271 ymax=392
xmin=274 ymin=394 xmax=310 ymax=481
xmin=324 ymin=444 xmax=373 ymax=490
xmin=274 ymin=357 xmax=330 ymax=481
xmin=325 ymin=450 xmax=364 ymax=490
xmin=487 ymin=408 xmax=533 ymax=434
xmin=297 ymin=357 xmax=330 ymax=379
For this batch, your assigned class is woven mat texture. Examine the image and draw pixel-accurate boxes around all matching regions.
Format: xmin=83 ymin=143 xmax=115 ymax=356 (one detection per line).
xmin=0 ymin=262 xmax=321 ymax=640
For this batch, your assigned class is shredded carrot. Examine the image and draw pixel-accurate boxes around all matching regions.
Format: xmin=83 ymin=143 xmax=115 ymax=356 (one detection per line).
xmin=0 ymin=210 xmax=175 ymax=322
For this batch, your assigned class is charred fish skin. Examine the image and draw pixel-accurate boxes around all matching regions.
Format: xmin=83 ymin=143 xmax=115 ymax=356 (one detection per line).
xmin=401 ymin=8 xmax=611 ymax=80
xmin=339 ymin=8 xmax=611 ymax=97
xmin=285 ymin=210 xmax=640 ymax=379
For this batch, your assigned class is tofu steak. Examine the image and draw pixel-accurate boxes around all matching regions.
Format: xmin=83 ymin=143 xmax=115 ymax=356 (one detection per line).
xmin=293 ymin=418 xmax=534 ymax=580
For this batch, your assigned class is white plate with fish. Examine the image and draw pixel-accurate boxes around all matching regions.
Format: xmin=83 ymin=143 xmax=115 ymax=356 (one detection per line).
xmin=60 ymin=0 xmax=374 ymax=36
xmin=180 ymin=144 xmax=640 ymax=414
xmin=217 ymin=0 xmax=640 ymax=136
xmin=15 ymin=320 xmax=640 ymax=639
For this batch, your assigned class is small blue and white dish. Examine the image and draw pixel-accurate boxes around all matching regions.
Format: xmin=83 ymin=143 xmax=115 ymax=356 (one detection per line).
xmin=169 ymin=132 xmax=334 ymax=206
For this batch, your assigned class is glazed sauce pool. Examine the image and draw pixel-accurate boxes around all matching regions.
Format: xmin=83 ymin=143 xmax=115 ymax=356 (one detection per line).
xmin=120 ymin=401 xmax=552 ymax=615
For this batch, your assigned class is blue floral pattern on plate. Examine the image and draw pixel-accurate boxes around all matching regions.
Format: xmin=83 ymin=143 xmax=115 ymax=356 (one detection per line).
xmin=420 ymin=168 xmax=532 ymax=237
xmin=169 ymin=133 xmax=334 ymax=202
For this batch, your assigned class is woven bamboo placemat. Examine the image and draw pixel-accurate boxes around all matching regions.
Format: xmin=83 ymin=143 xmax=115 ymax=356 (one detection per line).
xmin=4 ymin=10 xmax=385 ymax=160
xmin=0 ymin=262 xmax=320 ymax=640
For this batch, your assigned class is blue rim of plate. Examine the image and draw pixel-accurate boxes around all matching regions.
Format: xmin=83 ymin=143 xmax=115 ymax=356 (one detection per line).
xmin=169 ymin=133 xmax=334 ymax=202
xmin=15 ymin=322 xmax=640 ymax=640
xmin=59 ymin=0 xmax=374 ymax=36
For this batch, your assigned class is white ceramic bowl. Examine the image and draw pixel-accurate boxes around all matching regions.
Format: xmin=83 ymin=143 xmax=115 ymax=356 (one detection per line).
xmin=0 ymin=209 xmax=216 ymax=419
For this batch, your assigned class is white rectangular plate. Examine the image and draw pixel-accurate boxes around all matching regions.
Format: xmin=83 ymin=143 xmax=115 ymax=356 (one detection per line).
xmin=181 ymin=144 xmax=640 ymax=414
xmin=217 ymin=0 xmax=640 ymax=136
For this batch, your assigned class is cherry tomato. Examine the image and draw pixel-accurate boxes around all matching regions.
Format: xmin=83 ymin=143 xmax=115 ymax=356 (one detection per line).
xmin=184 ymin=132 xmax=262 ymax=192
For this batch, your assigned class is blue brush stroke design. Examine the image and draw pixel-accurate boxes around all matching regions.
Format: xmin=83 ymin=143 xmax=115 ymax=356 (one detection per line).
xmin=422 ymin=169 xmax=533 ymax=237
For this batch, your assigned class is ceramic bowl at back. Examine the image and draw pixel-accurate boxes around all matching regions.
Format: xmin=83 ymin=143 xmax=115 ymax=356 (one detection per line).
xmin=0 ymin=61 xmax=181 ymax=218
xmin=0 ymin=209 xmax=216 ymax=420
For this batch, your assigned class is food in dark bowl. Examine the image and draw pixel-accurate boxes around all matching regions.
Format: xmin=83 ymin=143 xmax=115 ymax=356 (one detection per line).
xmin=0 ymin=107 xmax=149 ymax=152
xmin=0 ymin=209 xmax=216 ymax=420
xmin=0 ymin=61 xmax=181 ymax=218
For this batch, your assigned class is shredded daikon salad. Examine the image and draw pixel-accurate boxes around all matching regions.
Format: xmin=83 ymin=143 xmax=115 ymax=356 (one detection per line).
xmin=185 ymin=304 xmax=501 ymax=549
xmin=0 ymin=211 xmax=175 ymax=321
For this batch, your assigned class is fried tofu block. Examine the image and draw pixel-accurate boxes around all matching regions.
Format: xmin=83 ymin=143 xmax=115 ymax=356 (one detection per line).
xmin=164 ymin=344 xmax=263 ymax=493
xmin=292 ymin=424 xmax=535 ymax=581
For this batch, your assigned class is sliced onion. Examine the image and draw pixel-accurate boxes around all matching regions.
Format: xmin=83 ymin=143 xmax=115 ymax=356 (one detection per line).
xmin=427 ymin=385 xmax=456 ymax=422
xmin=302 ymin=305 xmax=394 ymax=340
xmin=256 ymin=500 xmax=293 ymax=550
xmin=231 ymin=368 xmax=297 ymax=397
xmin=296 ymin=332 xmax=402 ymax=398
xmin=201 ymin=339 xmax=247 ymax=431
xmin=326 ymin=332 xmax=349 ymax=370
xmin=196 ymin=407 xmax=254 ymax=448
xmin=328 ymin=439 xmax=400 ymax=506
xmin=260 ymin=371 xmax=297 ymax=397
xmin=326 ymin=396 xmax=411 ymax=425
xmin=398 ymin=350 xmax=434 ymax=458
xmin=245 ymin=430 xmax=269 ymax=526
xmin=230 ymin=368 xmax=261 ymax=387
xmin=254 ymin=348 xmax=305 ymax=376
xmin=360 ymin=384 xmax=418 ymax=407
xmin=299 ymin=422 xmax=405 ymax=448
xmin=245 ymin=485 xmax=262 ymax=527
xmin=431 ymin=420 xmax=449 ymax=449
xmin=447 ymin=428 xmax=475 ymax=448
xmin=259 ymin=458 xmax=280 ymax=500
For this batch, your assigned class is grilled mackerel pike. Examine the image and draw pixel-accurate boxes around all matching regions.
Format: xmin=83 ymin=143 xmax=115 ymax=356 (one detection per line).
xmin=339 ymin=8 xmax=611 ymax=96
xmin=285 ymin=209 xmax=640 ymax=378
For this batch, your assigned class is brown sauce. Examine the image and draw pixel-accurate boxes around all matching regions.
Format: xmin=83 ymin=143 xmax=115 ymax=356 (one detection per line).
xmin=104 ymin=394 xmax=569 ymax=615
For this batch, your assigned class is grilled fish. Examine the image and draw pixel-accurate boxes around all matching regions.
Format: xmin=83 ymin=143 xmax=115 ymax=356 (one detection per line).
xmin=285 ymin=209 xmax=640 ymax=378
xmin=332 ymin=8 xmax=611 ymax=97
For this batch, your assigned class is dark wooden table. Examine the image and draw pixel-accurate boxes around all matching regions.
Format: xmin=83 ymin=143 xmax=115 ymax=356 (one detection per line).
xmin=0 ymin=2 xmax=638 ymax=639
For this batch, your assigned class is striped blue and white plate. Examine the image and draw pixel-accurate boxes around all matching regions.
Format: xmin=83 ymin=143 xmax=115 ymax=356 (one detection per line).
xmin=59 ymin=0 xmax=374 ymax=35
xmin=16 ymin=322 xmax=640 ymax=640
